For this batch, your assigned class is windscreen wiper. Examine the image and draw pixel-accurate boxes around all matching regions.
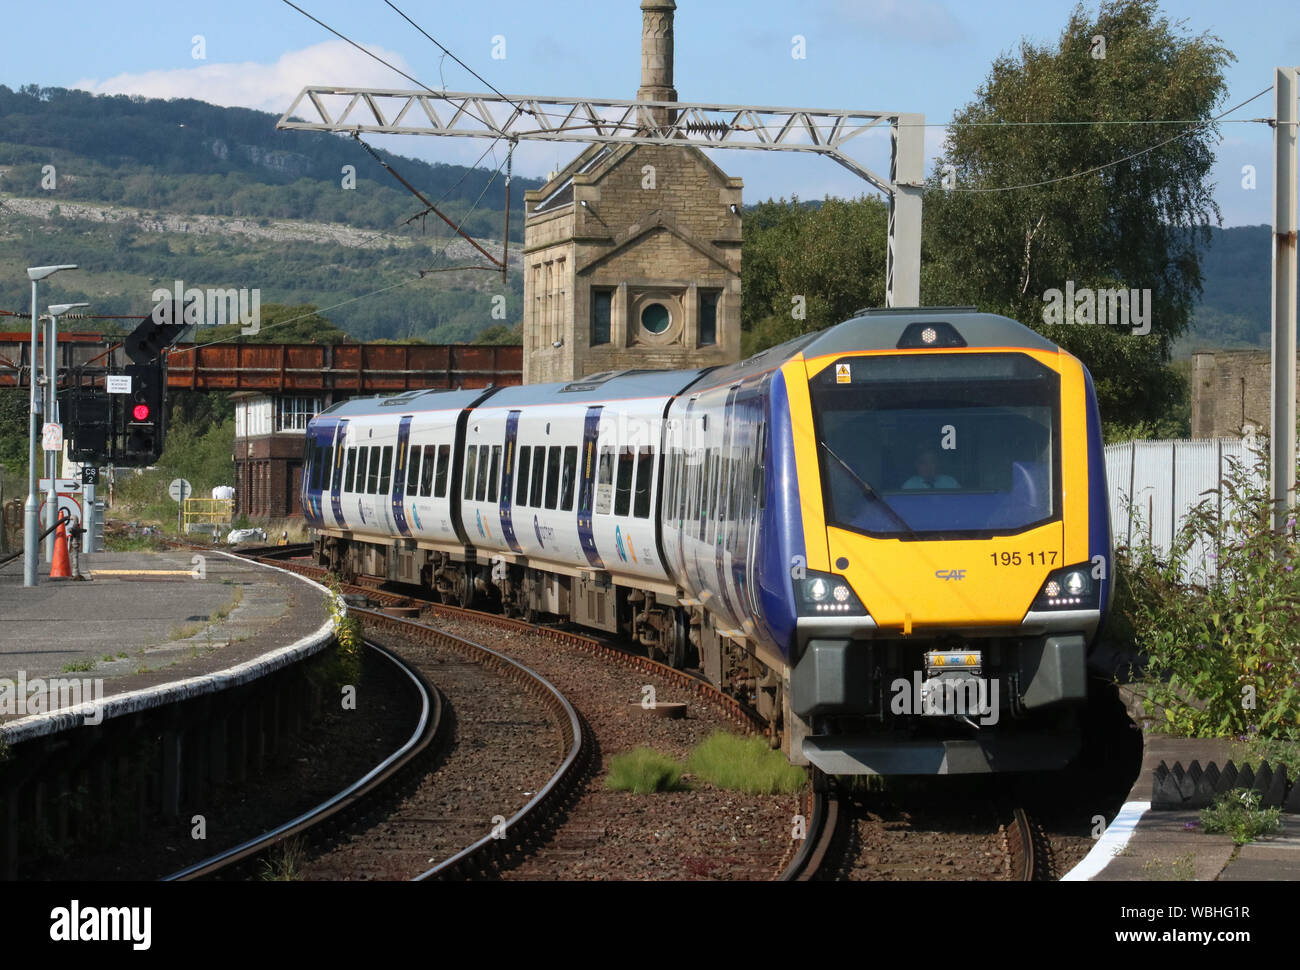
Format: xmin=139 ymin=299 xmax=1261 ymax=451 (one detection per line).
xmin=818 ymin=440 xmax=919 ymax=539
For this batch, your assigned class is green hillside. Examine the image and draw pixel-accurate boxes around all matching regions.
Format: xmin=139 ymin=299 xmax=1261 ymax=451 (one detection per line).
xmin=0 ymin=84 xmax=534 ymax=343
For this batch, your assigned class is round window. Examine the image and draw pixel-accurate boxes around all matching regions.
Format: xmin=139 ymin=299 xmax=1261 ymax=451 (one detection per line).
xmin=640 ymin=302 xmax=671 ymax=335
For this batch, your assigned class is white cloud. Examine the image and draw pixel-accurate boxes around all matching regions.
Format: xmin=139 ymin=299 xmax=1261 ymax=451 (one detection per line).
xmin=70 ymin=40 xmax=420 ymax=115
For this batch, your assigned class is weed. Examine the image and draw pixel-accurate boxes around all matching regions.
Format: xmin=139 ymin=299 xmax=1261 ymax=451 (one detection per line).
xmin=60 ymin=659 xmax=96 ymax=673
xmin=1199 ymin=789 xmax=1282 ymax=845
xmin=686 ymin=731 xmax=807 ymax=794
xmin=604 ymin=747 xmax=687 ymax=793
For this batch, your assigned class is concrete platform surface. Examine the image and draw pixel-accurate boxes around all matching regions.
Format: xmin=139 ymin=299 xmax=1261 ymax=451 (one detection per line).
xmin=1079 ymin=733 xmax=1298 ymax=881
xmin=0 ymin=547 xmax=331 ymax=723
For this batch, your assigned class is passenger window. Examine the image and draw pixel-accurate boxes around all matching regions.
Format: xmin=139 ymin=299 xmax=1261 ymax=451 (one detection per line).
xmin=529 ymin=445 xmax=547 ymax=508
xmin=463 ymin=446 xmax=478 ymax=500
xmin=544 ymin=445 xmax=561 ymax=509
xmin=475 ymin=444 xmax=490 ymax=502
xmin=367 ymin=447 xmax=380 ymax=494
xmin=406 ymin=444 xmax=421 ymax=494
xmin=346 ymin=447 xmax=358 ymax=493
xmin=420 ymin=447 xmax=435 ymax=497
xmin=434 ymin=444 xmax=450 ymax=498
xmin=614 ymin=447 xmax=635 ymax=517
xmin=516 ymin=446 xmax=532 ymax=506
xmin=634 ymin=446 xmax=654 ymax=518
xmin=379 ymin=446 xmax=393 ymax=495
xmin=488 ymin=445 xmax=502 ymax=503
xmin=595 ymin=447 xmax=614 ymax=515
xmin=560 ymin=446 xmax=578 ymax=512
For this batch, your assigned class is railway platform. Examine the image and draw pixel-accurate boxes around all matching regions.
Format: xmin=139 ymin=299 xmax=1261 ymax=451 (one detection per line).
xmin=1066 ymin=733 xmax=1300 ymax=881
xmin=0 ymin=546 xmax=334 ymax=731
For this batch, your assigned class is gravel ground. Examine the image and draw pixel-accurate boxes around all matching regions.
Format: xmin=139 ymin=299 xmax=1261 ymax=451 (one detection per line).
xmin=425 ymin=613 xmax=802 ymax=880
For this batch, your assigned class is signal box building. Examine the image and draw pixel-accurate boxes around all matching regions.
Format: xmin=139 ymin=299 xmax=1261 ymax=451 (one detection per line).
xmin=520 ymin=0 xmax=744 ymax=384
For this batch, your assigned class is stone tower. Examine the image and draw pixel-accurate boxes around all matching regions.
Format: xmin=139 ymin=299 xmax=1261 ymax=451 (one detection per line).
xmin=520 ymin=0 xmax=742 ymax=384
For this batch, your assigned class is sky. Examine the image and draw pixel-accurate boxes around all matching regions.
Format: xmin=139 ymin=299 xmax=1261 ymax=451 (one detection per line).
xmin=3 ymin=0 xmax=1297 ymax=227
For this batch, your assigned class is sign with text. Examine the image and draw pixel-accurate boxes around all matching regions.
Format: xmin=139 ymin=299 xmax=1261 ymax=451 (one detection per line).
xmin=106 ymin=375 xmax=132 ymax=394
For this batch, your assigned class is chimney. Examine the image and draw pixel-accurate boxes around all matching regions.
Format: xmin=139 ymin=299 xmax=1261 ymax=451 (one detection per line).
xmin=637 ymin=0 xmax=677 ymax=128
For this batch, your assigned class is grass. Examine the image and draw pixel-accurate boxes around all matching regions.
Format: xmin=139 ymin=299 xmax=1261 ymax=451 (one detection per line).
xmin=1242 ymin=737 xmax=1300 ymax=776
xmin=100 ymin=653 xmax=116 ymax=664
xmin=1199 ymin=790 xmax=1282 ymax=845
xmin=60 ymin=659 xmax=97 ymax=673
xmin=103 ymin=533 xmax=168 ymax=552
xmin=604 ymin=748 xmax=687 ymax=794
xmin=259 ymin=837 xmax=308 ymax=881
xmin=167 ymin=622 xmax=205 ymax=641
xmin=212 ymin=585 xmax=243 ymax=621
xmin=1142 ymin=852 xmax=1196 ymax=881
xmin=686 ymin=731 xmax=807 ymax=794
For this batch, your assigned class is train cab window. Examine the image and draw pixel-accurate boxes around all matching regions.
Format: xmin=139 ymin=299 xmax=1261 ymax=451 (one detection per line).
xmin=312 ymin=444 xmax=326 ymax=492
xmin=488 ymin=446 xmax=502 ymax=503
xmin=529 ymin=446 xmax=547 ymax=508
xmin=560 ymin=446 xmax=578 ymax=511
xmin=434 ymin=444 xmax=450 ymax=498
xmin=463 ymin=446 xmax=478 ymax=501
xmin=420 ymin=447 xmax=436 ymax=497
xmin=406 ymin=445 xmax=421 ymax=495
xmin=595 ymin=447 xmax=614 ymax=515
xmin=366 ymin=447 xmax=380 ymax=494
xmin=614 ymin=447 xmax=635 ymax=517
xmin=544 ymin=445 xmax=561 ymax=509
xmin=346 ymin=447 xmax=358 ymax=493
xmin=379 ymin=446 xmax=393 ymax=495
xmin=516 ymin=447 xmax=532 ymax=506
xmin=476 ymin=445 xmax=491 ymax=502
xmin=633 ymin=446 xmax=654 ymax=518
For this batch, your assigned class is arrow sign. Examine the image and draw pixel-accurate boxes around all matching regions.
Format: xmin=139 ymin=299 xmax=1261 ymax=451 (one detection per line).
xmin=39 ymin=478 xmax=81 ymax=493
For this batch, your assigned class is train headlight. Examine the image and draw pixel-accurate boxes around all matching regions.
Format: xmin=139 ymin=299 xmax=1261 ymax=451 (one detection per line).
xmin=797 ymin=571 xmax=868 ymax=616
xmin=1031 ymin=564 xmax=1099 ymax=610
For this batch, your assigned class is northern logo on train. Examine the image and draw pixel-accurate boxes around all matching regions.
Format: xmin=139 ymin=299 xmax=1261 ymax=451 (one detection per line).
xmin=410 ymin=505 xmax=422 ymax=531
xmin=614 ymin=526 xmax=636 ymax=563
xmin=475 ymin=509 xmax=486 ymax=539
xmin=357 ymin=498 xmax=365 ymax=524
xmin=534 ymin=514 xmax=544 ymax=549
xmin=935 ymin=569 xmax=966 ymax=581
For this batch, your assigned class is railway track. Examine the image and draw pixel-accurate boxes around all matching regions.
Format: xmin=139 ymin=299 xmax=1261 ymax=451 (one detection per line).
xmin=781 ymin=787 xmax=1054 ymax=881
xmin=214 ymin=545 xmax=1059 ymax=882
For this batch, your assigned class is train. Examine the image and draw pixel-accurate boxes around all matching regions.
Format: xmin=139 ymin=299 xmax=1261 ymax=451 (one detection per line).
xmin=301 ymin=306 xmax=1113 ymax=776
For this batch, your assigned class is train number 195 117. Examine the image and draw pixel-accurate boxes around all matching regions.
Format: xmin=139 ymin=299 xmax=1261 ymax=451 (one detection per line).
xmin=990 ymin=550 xmax=1058 ymax=566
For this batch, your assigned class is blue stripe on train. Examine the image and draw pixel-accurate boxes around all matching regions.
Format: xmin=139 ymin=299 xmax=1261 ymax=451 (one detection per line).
xmin=756 ymin=369 xmax=803 ymax=662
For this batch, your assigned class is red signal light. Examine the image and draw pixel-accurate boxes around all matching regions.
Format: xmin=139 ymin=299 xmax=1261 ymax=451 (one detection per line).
xmin=132 ymin=403 xmax=151 ymax=422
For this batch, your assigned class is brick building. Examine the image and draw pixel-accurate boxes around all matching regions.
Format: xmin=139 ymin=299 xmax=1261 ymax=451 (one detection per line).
xmin=232 ymin=392 xmax=323 ymax=519
xmin=1190 ymin=350 xmax=1277 ymax=438
xmin=521 ymin=0 xmax=743 ymax=384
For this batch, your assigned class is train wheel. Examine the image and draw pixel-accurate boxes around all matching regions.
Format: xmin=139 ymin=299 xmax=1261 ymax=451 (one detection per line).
xmin=664 ymin=608 xmax=690 ymax=669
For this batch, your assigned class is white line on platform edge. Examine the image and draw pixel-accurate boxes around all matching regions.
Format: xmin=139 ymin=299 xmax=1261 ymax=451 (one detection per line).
xmin=1059 ymin=800 xmax=1151 ymax=881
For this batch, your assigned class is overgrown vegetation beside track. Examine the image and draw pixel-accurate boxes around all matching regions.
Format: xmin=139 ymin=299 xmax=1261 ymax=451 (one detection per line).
xmin=1111 ymin=445 xmax=1300 ymax=747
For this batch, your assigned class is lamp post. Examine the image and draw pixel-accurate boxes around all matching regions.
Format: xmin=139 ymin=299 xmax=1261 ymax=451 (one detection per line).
xmin=43 ymin=302 xmax=89 ymax=562
xmin=23 ymin=265 xmax=76 ymax=587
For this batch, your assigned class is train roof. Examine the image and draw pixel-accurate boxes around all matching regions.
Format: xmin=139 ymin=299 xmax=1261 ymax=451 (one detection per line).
xmin=315 ymin=387 xmax=489 ymax=418
xmin=802 ymin=307 xmax=1059 ymax=357
xmin=473 ymin=367 xmax=709 ymax=407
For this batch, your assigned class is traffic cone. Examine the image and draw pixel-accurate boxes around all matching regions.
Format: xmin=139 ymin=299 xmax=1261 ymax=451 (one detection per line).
xmin=50 ymin=520 xmax=72 ymax=579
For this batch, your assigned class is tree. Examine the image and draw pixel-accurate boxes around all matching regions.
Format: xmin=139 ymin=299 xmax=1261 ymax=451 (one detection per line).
xmin=923 ymin=0 xmax=1232 ymax=425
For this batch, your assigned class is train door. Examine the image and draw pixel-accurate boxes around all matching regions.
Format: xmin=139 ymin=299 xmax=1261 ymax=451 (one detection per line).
xmin=330 ymin=419 xmax=349 ymax=527
xmin=302 ymin=418 xmax=336 ymax=528
xmin=499 ymin=410 xmax=523 ymax=553
xmin=576 ymin=406 xmax=604 ymax=568
xmin=391 ymin=415 xmax=414 ymax=537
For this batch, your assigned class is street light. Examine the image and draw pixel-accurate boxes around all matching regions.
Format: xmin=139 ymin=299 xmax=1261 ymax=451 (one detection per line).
xmin=23 ymin=265 xmax=77 ymax=588
xmin=43 ymin=302 xmax=90 ymax=563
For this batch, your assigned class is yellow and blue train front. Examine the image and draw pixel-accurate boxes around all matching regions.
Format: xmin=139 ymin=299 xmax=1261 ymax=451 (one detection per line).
xmin=766 ymin=312 xmax=1111 ymax=775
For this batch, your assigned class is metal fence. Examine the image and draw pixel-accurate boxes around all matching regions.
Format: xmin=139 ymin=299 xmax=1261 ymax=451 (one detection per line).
xmin=1104 ymin=438 xmax=1261 ymax=582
